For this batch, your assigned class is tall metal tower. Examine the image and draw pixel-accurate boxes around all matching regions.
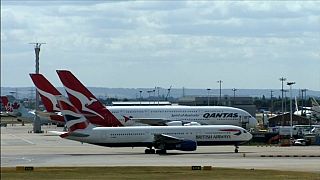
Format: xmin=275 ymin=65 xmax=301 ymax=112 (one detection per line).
xmin=29 ymin=42 xmax=46 ymax=133
xmin=287 ymin=81 xmax=295 ymax=140
xmin=279 ymin=77 xmax=287 ymax=123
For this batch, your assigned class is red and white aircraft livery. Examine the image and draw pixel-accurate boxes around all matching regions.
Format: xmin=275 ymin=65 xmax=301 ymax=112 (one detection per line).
xmin=1 ymin=96 xmax=11 ymax=117
xmin=30 ymin=73 xmax=122 ymax=127
xmin=56 ymin=71 xmax=123 ymax=127
xmin=30 ymin=74 xmax=64 ymax=124
xmin=56 ymin=70 xmax=257 ymax=129
xmin=1 ymin=96 xmax=21 ymax=117
xmin=55 ymin=95 xmax=252 ymax=154
xmin=0 ymin=96 xmax=53 ymax=124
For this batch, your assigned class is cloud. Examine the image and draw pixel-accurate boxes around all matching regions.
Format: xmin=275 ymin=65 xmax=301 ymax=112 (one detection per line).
xmin=1 ymin=1 xmax=320 ymax=90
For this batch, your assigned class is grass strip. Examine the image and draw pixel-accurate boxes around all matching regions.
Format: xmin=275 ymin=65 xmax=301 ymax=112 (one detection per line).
xmin=1 ymin=166 xmax=320 ymax=180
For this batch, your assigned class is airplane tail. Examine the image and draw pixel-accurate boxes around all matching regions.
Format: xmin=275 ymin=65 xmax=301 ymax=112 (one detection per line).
xmin=6 ymin=100 xmax=33 ymax=121
xmin=29 ymin=73 xmax=62 ymax=112
xmin=1 ymin=96 xmax=10 ymax=111
xmin=56 ymin=95 xmax=91 ymax=136
xmin=29 ymin=73 xmax=65 ymax=124
xmin=0 ymin=96 xmax=25 ymax=116
xmin=56 ymin=70 xmax=123 ymax=127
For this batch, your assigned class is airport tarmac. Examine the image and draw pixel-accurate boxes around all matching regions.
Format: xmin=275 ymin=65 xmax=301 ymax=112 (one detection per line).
xmin=1 ymin=124 xmax=320 ymax=172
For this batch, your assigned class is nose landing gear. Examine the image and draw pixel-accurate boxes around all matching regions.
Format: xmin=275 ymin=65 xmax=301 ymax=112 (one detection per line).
xmin=235 ymin=145 xmax=239 ymax=153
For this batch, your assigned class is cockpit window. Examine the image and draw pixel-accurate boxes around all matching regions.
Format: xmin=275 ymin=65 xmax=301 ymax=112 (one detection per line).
xmin=243 ymin=130 xmax=247 ymax=133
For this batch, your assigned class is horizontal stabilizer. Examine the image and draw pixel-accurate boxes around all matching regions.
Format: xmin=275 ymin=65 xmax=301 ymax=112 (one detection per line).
xmin=59 ymin=131 xmax=90 ymax=138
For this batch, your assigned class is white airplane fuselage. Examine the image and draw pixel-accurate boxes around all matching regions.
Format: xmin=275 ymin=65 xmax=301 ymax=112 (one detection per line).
xmin=107 ymin=106 xmax=257 ymax=129
xmin=66 ymin=125 xmax=252 ymax=148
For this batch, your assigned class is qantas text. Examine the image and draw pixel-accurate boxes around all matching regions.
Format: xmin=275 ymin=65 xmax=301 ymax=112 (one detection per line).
xmin=203 ymin=113 xmax=238 ymax=118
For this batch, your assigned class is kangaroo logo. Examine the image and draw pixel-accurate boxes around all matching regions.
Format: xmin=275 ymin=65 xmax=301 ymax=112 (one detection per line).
xmin=37 ymin=88 xmax=60 ymax=112
xmin=64 ymin=86 xmax=103 ymax=119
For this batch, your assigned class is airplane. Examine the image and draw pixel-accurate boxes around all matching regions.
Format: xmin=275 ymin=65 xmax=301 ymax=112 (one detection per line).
xmin=56 ymin=70 xmax=258 ymax=129
xmin=53 ymin=95 xmax=253 ymax=154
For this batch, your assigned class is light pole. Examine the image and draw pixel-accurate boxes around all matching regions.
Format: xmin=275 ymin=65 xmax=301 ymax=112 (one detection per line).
xmin=147 ymin=90 xmax=153 ymax=104
xmin=217 ymin=80 xmax=223 ymax=105
xmin=270 ymin=90 xmax=274 ymax=117
xmin=207 ymin=88 xmax=211 ymax=106
xmin=139 ymin=90 xmax=142 ymax=105
xmin=279 ymin=77 xmax=286 ymax=123
xmin=157 ymin=87 xmax=160 ymax=105
xmin=287 ymin=81 xmax=295 ymax=140
xmin=301 ymin=89 xmax=307 ymax=116
xmin=284 ymin=90 xmax=288 ymax=113
xmin=232 ymin=88 xmax=237 ymax=105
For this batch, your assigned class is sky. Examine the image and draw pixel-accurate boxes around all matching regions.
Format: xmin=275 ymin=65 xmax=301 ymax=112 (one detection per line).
xmin=1 ymin=1 xmax=320 ymax=91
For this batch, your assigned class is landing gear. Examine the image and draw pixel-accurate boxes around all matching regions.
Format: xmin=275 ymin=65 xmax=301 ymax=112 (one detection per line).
xmin=145 ymin=148 xmax=155 ymax=154
xmin=234 ymin=145 xmax=239 ymax=153
xmin=156 ymin=149 xmax=167 ymax=154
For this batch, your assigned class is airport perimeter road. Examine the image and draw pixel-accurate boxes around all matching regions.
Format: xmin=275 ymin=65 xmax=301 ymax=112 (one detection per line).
xmin=1 ymin=124 xmax=320 ymax=172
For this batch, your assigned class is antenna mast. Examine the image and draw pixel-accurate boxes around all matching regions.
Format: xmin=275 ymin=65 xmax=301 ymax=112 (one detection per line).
xmin=29 ymin=42 xmax=46 ymax=133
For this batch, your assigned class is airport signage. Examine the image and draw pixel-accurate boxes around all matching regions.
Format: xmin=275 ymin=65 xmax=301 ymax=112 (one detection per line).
xmin=191 ymin=166 xmax=202 ymax=170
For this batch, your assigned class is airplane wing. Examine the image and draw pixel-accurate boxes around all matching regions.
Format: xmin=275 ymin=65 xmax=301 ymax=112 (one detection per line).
xmin=130 ymin=118 xmax=171 ymax=126
xmin=130 ymin=118 xmax=206 ymax=126
xmin=48 ymin=131 xmax=89 ymax=138
xmin=153 ymin=134 xmax=197 ymax=151
xmin=36 ymin=110 xmax=56 ymax=118
xmin=154 ymin=134 xmax=184 ymax=144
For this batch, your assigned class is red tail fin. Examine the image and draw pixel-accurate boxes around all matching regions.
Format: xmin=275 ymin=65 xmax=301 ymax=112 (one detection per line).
xmin=1 ymin=96 xmax=9 ymax=108
xmin=56 ymin=70 xmax=123 ymax=127
xmin=29 ymin=74 xmax=62 ymax=112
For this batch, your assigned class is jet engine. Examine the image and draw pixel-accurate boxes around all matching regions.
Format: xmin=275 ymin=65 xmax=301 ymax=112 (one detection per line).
xmin=175 ymin=140 xmax=197 ymax=151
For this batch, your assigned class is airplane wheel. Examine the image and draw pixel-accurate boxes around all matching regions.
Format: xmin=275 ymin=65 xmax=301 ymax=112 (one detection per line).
xmin=145 ymin=149 xmax=150 ymax=154
xmin=150 ymin=149 xmax=155 ymax=154
xmin=156 ymin=149 xmax=166 ymax=154
xmin=235 ymin=148 xmax=239 ymax=153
